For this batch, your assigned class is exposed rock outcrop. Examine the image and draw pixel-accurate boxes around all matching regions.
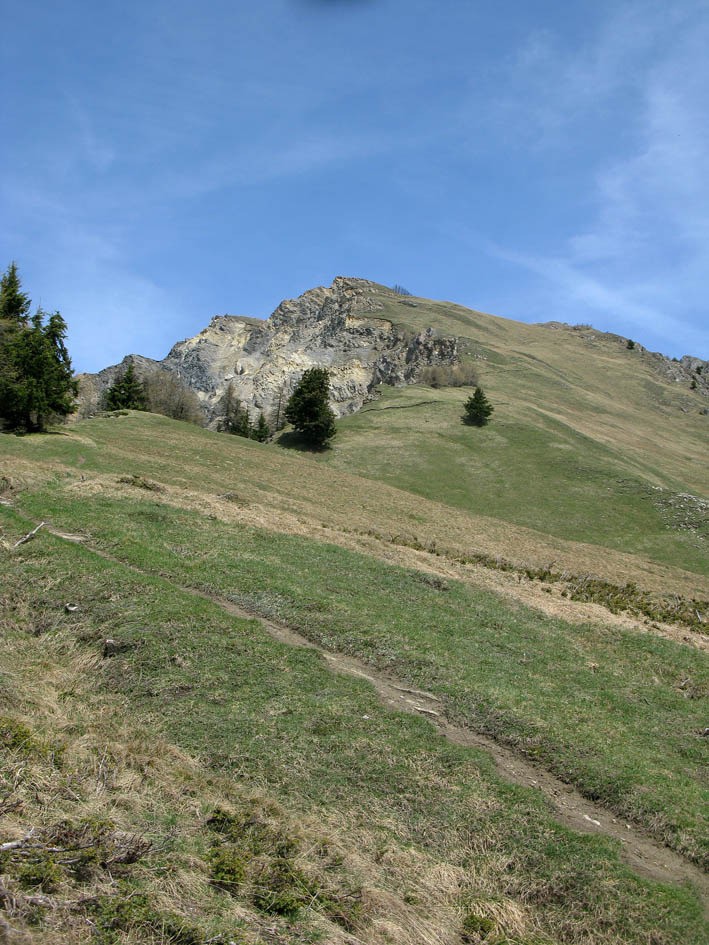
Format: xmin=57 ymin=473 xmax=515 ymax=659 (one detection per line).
xmin=83 ymin=277 xmax=462 ymax=427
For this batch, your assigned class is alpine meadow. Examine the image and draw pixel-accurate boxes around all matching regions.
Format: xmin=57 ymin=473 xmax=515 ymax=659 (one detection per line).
xmin=1 ymin=277 xmax=708 ymax=945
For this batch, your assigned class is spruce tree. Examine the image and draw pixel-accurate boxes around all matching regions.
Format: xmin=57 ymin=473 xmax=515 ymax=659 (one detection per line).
xmin=217 ymin=382 xmax=240 ymax=433
xmin=0 ymin=263 xmax=78 ymax=432
xmin=234 ymin=409 xmax=252 ymax=438
xmin=0 ymin=262 xmax=31 ymax=327
xmin=0 ymin=262 xmax=32 ymax=417
xmin=217 ymin=382 xmax=252 ymax=437
xmin=463 ymin=386 xmax=493 ymax=427
xmin=285 ymin=367 xmax=336 ymax=448
xmin=104 ymin=363 xmax=147 ymax=411
xmin=252 ymin=412 xmax=271 ymax=442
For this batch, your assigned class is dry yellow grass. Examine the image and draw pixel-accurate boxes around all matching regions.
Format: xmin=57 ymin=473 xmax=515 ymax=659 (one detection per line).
xmin=1 ymin=582 xmax=551 ymax=945
xmin=2 ymin=417 xmax=706 ymax=602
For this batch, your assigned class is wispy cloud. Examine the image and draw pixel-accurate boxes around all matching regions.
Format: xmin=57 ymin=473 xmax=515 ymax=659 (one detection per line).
xmin=0 ymin=175 xmax=189 ymax=372
xmin=150 ymin=129 xmax=395 ymax=202
xmin=487 ymin=1 xmax=709 ymax=356
xmin=67 ymin=96 xmax=117 ymax=173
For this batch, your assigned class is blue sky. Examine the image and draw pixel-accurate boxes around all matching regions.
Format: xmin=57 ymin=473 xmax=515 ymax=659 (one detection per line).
xmin=2 ymin=0 xmax=708 ymax=371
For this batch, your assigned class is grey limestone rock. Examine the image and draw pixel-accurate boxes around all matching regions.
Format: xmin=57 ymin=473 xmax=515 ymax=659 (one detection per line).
xmin=82 ymin=277 xmax=462 ymax=428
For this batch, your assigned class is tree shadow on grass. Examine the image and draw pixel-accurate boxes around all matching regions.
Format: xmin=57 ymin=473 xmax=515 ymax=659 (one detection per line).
xmin=1 ymin=428 xmax=72 ymax=437
xmin=275 ymin=431 xmax=333 ymax=453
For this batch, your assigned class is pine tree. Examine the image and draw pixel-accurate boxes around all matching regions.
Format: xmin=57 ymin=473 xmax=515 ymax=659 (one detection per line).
xmin=0 ymin=262 xmax=32 ymax=416
xmin=217 ymin=382 xmax=239 ymax=433
xmin=0 ymin=262 xmax=31 ymax=327
xmin=285 ymin=367 xmax=336 ymax=448
xmin=0 ymin=264 xmax=78 ymax=432
xmin=0 ymin=309 xmax=78 ymax=432
xmin=104 ymin=363 xmax=147 ymax=411
xmin=272 ymin=384 xmax=287 ymax=431
xmin=252 ymin=412 xmax=271 ymax=442
xmin=234 ymin=409 xmax=252 ymax=438
xmin=217 ymin=382 xmax=253 ymax=437
xmin=463 ymin=386 xmax=493 ymax=427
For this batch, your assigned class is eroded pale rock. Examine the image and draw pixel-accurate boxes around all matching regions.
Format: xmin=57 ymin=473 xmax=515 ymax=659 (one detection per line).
xmin=82 ymin=277 xmax=461 ymax=428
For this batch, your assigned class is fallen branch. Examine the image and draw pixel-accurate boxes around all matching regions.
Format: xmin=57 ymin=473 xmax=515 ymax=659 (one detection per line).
xmin=391 ymin=684 xmax=441 ymax=701
xmin=0 ymin=831 xmax=36 ymax=852
xmin=13 ymin=523 xmax=45 ymax=548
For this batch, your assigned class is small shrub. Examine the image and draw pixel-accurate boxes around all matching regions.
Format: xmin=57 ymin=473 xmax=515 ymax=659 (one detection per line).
xmin=251 ymin=857 xmax=315 ymax=917
xmin=417 ymin=573 xmax=449 ymax=591
xmin=88 ymin=892 xmax=203 ymax=945
xmin=626 ymin=339 xmax=635 ymax=350
xmin=143 ymin=369 xmax=204 ymax=425
xmin=17 ymin=855 xmax=63 ymax=893
xmin=208 ymin=845 xmax=248 ymax=894
xmin=204 ymin=806 xmax=361 ymax=928
xmin=206 ymin=806 xmax=242 ymax=838
xmin=319 ymin=891 xmax=363 ymax=932
xmin=0 ymin=717 xmax=53 ymax=757
xmin=420 ymin=363 xmax=478 ymax=388
xmin=461 ymin=912 xmax=496 ymax=942
xmin=0 ymin=716 xmax=39 ymax=753
xmin=206 ymin=803 xmax=298 ymax=857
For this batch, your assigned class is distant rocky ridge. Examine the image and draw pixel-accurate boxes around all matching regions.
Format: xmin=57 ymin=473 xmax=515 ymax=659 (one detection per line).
xmin=80 ymin=277 xmax=708 ymax=427
xmin=539 ymin=321 xmax=709 ymax=395
xmin=79 ymin=277 xmax=461 ymax=427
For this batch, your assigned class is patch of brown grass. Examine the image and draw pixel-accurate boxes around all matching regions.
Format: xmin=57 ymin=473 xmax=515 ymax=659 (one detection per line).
xmin=1 ymin=579 xmax=546 ymax=945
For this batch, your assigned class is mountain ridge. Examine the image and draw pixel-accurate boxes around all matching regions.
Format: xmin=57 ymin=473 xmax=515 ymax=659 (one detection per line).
xmin=78 ymin=276 xmax=709 ymax=427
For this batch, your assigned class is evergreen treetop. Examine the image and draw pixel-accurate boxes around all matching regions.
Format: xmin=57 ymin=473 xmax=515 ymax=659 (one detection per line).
xmin=252 ymin=413 xmax=271 ymax=442
xmin=463 ymin=386 xmax=494 ymax=427
xmin=0 ymin=308 xmax=78 ymax=432
xmin=0 ymin=263 xmax=78 ymax=432
xmin=104 ymin=363 xmax=147 ymax=411
xmin=285 ymin=367 xmax=336 ymax=448
xmin=0 ymin=262 xmax=31 ymax=327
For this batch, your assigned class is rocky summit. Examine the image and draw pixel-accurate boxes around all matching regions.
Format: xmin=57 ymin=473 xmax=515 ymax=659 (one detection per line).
xmin=82 ymin=277 xmax=461 ymax=426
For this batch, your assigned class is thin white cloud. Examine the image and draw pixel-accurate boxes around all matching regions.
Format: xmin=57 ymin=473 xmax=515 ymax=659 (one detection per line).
xmin=487 ymin=1 xmax=709 ymax=356
xmin=67 ymin=96 xmax=117 ymax=173
xmin=0 ymin=177 xmax=187 ymax=372
xmin=152 ymin=129 xmax=392 ymax=201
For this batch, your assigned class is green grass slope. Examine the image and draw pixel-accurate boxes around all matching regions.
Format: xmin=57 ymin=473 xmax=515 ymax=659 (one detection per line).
xmin=2 ymin=508 xmax=706 ymax=945
xmin=325 ymin=384 xmax=708 ymax=574
xmin=317 ymin=284 xmax=708 ymax=576
xmin=1 ymin=411 xmax=708 ymax=942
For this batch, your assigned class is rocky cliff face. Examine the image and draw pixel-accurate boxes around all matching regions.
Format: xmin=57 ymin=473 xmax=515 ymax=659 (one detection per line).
xmin=83 ymin=277 xmax=461 ymax=426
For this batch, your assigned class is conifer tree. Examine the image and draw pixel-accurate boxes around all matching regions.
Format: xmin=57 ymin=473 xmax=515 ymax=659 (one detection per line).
xmin=252 ymin=412 xmax=270 ymax=442
xmin=0 ymin=263 xmax=78 ymax=432
xmin=0 ymin=262 xmax=31 ymax=327
xmin=233 ymin=409 xmax=252 ymax=438
xmin=463 ymin=386 xmax=494 ymax=427
xmin=104 ymin=363 xmax=147 ymax=411
xmin=285 ymin=367 xmax=336 ymax=448
xmin=217 ymin=382 xmax=253 ymax=437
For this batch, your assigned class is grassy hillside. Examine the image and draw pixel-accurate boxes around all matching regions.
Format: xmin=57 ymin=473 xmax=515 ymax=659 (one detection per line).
xmin=320 ymin=285 xmax=707 ymax=576
xmin=324 ymin=384 xmax=707 ymax=574
xmin=1 ymin=408 xmax=707 ymax=943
